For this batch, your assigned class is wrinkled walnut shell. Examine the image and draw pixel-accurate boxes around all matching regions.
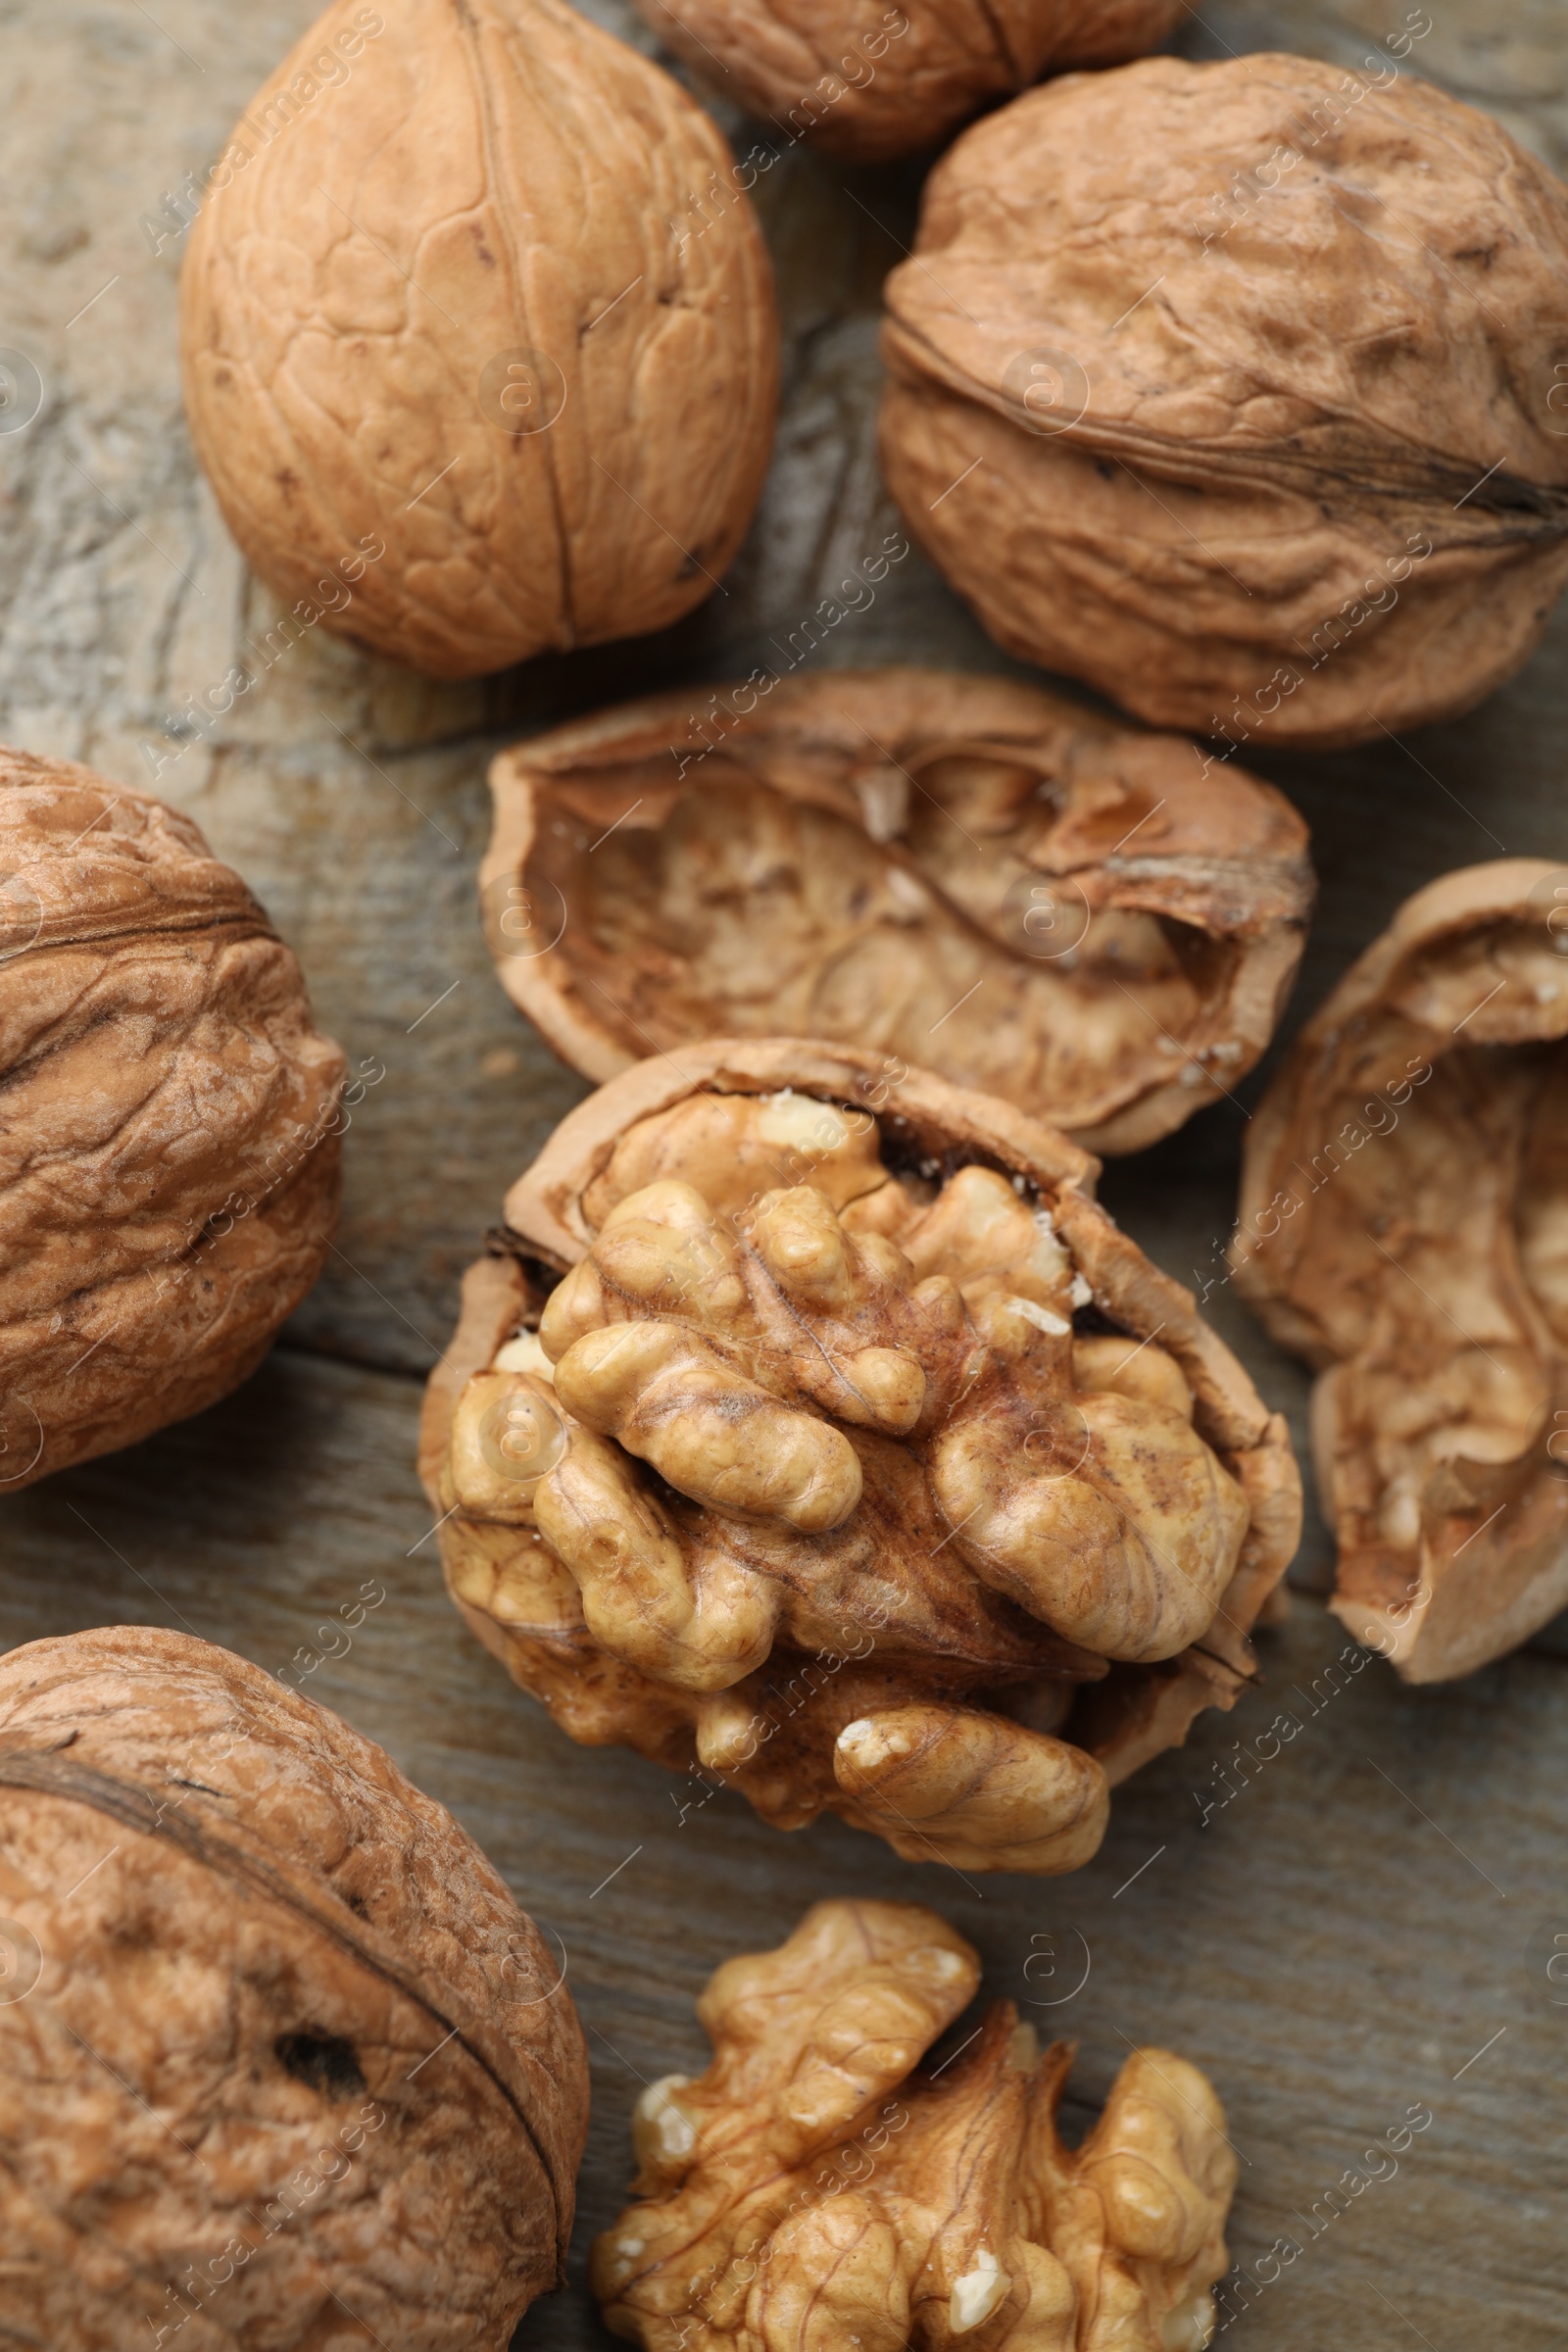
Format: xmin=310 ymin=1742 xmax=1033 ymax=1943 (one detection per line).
xmin=0 ymin=1625 xmax=588 ymax=2347
xmin=592 ymin=1897 xmax=1236 ymax=2350
xmin=1234 ymin=859 xmax=1568 ymax=1684
xmin=0 ymin=747 xmax=344 ymax=1493
xmin=481 ymin=668 xmax=1312 ymax=1154
xmin=180 ymin=0 xmax=778 ymax=679
xmin=421 ymin=1039 xmax=1299 ymax=1875
xmin=632 ymin=0 xmax=1180 ymax=164
xmin=880 ymin=55 xmax=1568 ymax=749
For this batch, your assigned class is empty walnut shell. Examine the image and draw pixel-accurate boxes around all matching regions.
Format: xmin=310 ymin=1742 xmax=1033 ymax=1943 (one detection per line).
xmin=0 ymin=1624 xmax=587 ymax=2346
xmin=0 ymin=747 xmax=344 ymax=1494
xmin=421 ymin=1039 xmax=1299 ymax=1875
xmin=592 ymin=1897 xmax=1236 ymax=2351
xmin=631 ymin=0 xmax=1180 ymax=164
xmin=880 ymin=55 xmax=1568 ymax=749
xmin=481 ymin=668 xmax=1312 ymax=1154
xmin=180 ymin=0 xmax=778 ymax=679
xmin=1234 ymin=860 xmax=1568 ymax=1684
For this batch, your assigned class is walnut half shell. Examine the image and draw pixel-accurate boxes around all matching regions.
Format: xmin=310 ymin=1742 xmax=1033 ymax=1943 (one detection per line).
xmin=0 ymin=747 xmax=345 ymax=1493
xmin=1233 ymin=860 xmax=1568 ymax=1682
xmin=421 ymin=1040 xmax=1300 ymax=1875
xmin=591 ymin=1897 xmax=1237 ymax=2351
xmin=0 ymin=1625 xmax=588 ymax=2347
xmin=880 ymin=56 xmax=1568 ymax=749
xmin=481 ymin=669 xmax=1312 ymax=1154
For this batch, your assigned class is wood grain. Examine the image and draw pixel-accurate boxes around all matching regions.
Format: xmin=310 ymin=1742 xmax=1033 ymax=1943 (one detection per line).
xmin=1 ymin=0 xmax=1566 ymax=2343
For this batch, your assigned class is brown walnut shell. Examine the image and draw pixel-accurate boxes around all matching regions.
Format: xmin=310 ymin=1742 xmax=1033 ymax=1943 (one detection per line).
xmin=480 ymin=667 xmax=1313 ymax=1155
xmin=1233 ymin=859 xmax=1568 ymax=1684
xmin=180 ymin=0 xmax=779 ymax=679
xmin=879 ymin=55 xmax=1568 ymax=750
xmin=631 ymin=0 xmax=1181 ymax=165
xmin=0 ymin=747 xmax=345 ymax=1494
xmin=592 ymin=1897 xmax=1235 ymax=2352
xmin=421 ymin=1038 xmax=1300 ymax=1876
xmin=0 ymin=1624 xmax=588 ymax=2347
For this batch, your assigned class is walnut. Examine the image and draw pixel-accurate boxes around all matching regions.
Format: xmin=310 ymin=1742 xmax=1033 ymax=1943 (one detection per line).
xmin=0 ymin=747 xmax=345 ymax=1494
xmin=630 ymin=0 xmax=1180 ymax=164
xmin=180 ymin=0 xmax=778 ymax=680
xmin=1233 ymin=859 xmax=1568 ymax=1683
xmin=879 ymin=55 xmax=1568 ymax=751
xmin=421 ymin=1040 xmax=1299 ymax=1874
xmin=591 ymin=1897 xmax=1236 ymax=2350
xmin=0 ymin=1624 xmax=588 ymax=2345
xmin=481 ymin=668 xmax=1312 ymax=1155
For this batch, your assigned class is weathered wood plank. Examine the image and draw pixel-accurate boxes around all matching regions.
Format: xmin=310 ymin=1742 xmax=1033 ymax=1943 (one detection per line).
xmin=3 ymin=0 xmax=1568 ymax=2342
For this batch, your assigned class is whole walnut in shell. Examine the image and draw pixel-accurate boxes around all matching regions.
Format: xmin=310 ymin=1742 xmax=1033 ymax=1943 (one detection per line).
xmin=0 ymin=1624 xmax=588 ymax=2347
xmin=420 ymin=1040 xmax=1299 ymax=1875
xmin=593 ymin=1897 xmax=1236 ymax=2351
xmin=482 ymin=668 xmax=1312 ymax=1154
xmin=0 ymin=748 xmax=344 ymax=1494
xmin=880 ymin=55 xmax=1568 ymax=749
xmin=1234 ymin=860 xmax=1568 ymax=1684
xmin=632 ymin=0 xmax=1180 ymax=164
xmin=180 ymin=0 xmax=778 ymax=679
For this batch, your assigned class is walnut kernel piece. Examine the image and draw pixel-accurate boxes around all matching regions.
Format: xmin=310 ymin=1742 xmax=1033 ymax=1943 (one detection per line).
xmin=180 ymin=0 xmax=778 ymax=679
xmin=1235 ymin=860 xmax=1568 ymax=1683
xmin=591 ymin=1898 xmax=1237 ymax=2350
xmin=482 ymin=669 xmax=1312 ymax=1153
xmin=0 ymin=747 xmax=345 ymax=1492
xmin=421 ymin=1040 xmax=1299 ymax=1874
xmin=0 ymin=1626 xmax=588 ymax=2346
xmin=880 ymin=58 xmax=1568 ymax=749
xmin=628 ymin=0 xmax=1181 ymax=163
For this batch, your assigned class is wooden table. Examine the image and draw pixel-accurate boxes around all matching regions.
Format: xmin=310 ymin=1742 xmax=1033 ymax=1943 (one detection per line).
xmin=2 ymin=1 xmax=1566 ymax=2343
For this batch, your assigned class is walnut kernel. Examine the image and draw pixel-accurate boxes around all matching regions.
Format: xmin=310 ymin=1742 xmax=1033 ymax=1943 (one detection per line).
xmin=591 ymin=1897 xmax=1237 ymax=2350
xmin=421 ymin=1040 xmax=1299 ymax=1875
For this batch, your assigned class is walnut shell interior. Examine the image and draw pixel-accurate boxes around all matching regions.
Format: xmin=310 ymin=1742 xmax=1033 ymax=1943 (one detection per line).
xmin=880 ymin=55 xmax=1568 ymax=749
xmin=0 ymin=747 xmax=345 ymax=1493
xmin=0 ymin=1625 xmax=588 ymax=2346
xmin=421 ymin=1040 xmax=1300 ymax=1876
xmin=481 ymin=669 xmax=1312 ymax=1154
xmin=592 ymin=1896 xmax=1236 ymax=2351
xmin=1234 ymin=858 xmax=1568 ymax=1683
xmin=180 ymin=0 xmax=779 ymax=678
xmin=631 ymin=0 xmax=1181 ymax=163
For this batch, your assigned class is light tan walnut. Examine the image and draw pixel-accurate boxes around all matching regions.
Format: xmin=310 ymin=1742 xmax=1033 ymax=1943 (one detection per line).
xmin=880 ymin=58 xmax=1568 ymax=749
xmin=630 ymin=0 xmax=1181 ymax=163
xmin=422 ymin=1041 xmax=1299 ymax=1875
xmin=1234 ymin=859 xmax=1568 ymax=1682
xmin=180 ymin=0 xmax=777 ymax=678
xmin=0 ymin=746 xmax=345 ymax=1492
xmin=590 ymin=1897 xmax=1237 ymax=2351
xmin=482 ymin=669 xmax=1312 ymax=1155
